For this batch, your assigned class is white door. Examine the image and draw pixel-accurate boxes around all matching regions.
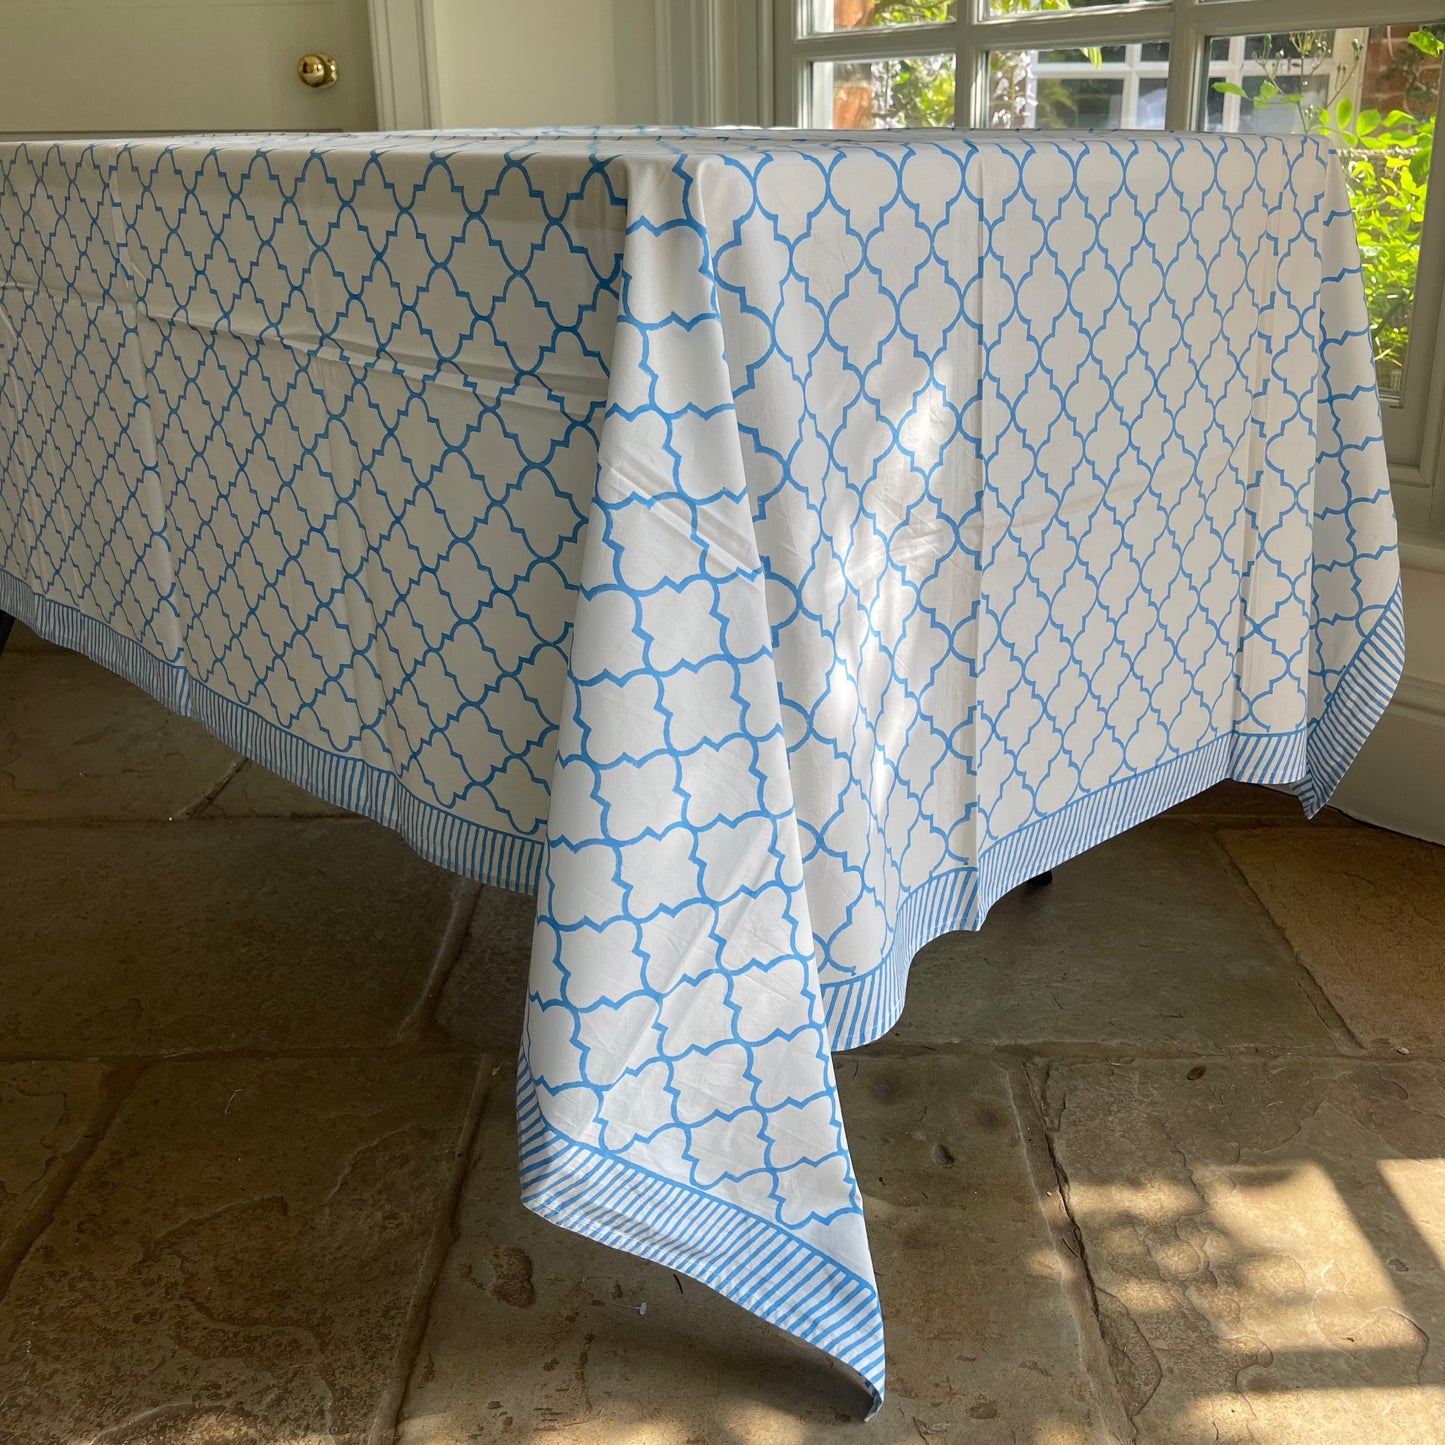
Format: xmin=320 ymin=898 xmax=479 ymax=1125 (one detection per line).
xmin=0 ymin=0 xmax=376 ymax=135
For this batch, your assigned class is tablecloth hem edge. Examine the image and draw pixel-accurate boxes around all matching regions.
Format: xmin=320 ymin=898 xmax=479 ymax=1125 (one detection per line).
xmin=826 ymin=730 xmax=1245 ymax=1050
xmin=0 ymin=568 xmax=547 ymax=891
xmin=1291 ymin=583 xmax=1407 ymax=816
xmin=515 ymin=1058 xmax=886 ymax=1417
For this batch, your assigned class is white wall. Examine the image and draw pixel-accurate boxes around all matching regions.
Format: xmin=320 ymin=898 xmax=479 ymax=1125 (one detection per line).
xmin=0 ymin=0 xmax=377 ymax=135
xmin=1333 ymin=559 xmax=1445 ymax=844
xmin=428 ymin=0 xmax=661 ymax=128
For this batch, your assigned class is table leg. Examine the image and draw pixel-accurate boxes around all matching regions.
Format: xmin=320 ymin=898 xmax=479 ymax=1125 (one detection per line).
xmin=1026 ymin=870 xmax=1053 ymax=887
xmin=0 ymin=610 xmax=13 ymax=658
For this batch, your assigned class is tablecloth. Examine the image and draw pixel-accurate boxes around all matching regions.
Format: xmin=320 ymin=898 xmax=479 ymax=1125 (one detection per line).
xmin=0 ymin=127 xmax=1403 ymax=1409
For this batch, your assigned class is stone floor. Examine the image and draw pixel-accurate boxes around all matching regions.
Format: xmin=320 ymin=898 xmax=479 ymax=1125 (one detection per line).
xmin=2 ymin=626 xmax=1445 ymax=1445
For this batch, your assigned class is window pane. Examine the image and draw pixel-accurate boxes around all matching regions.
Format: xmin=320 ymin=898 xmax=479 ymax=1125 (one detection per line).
xmin=1206 ymin=26 xmax=1443 ymax=396
xmin=988 ymin=0 xmax=1163 ymax=13
xmin=810 ymin=54 xmax=956 ymax=127
xmin=987 ymin=43 xmax=1170 ymax=129
xmin=803 ymin=0 xmax=955 ymax=36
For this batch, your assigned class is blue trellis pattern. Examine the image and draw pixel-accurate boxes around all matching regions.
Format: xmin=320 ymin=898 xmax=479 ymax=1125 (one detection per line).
xmin=0 ymin=129 xmax=1402 ymax=1410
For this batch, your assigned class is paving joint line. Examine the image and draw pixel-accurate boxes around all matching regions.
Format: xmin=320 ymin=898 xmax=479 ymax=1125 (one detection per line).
xmin=367 ymin=1054 xmax=501 ymax=1445
xmin=1003 ymin=1056 xmax=1137 ymax=1444
xmin=0 ymin=813 xmax=378 ymax=830
xmin=172 ymin=754 xmax=248 ymax=821
xmin=4 ymin=1040 xmax=1438 ymax=1069
xmin=0 ymin=1043 xmax=493 ymax=1068
xmin=855 ymin=1037 xmax=1442 ymax=1065
xmin=0 ymin=1058 xmax=147 ymax=1303
xmin=1206 ymin=828 xmax=1365 ymax=1055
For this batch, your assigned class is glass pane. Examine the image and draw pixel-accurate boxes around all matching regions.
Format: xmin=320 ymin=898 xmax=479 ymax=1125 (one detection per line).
xmin=803 ymin=0 xmax=955 ymax=36
xmin=811 ymin=54 xmax=956 ymax=127
xmin=987 ymin=43 xmax=1170 ymax=130
xmin=1206 ymin=26 xmax=1444 ymax=396
xmin=988 ymin=0 xmax=1163 ymax=13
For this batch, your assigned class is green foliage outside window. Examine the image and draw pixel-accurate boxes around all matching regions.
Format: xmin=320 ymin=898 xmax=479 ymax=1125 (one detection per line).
xmin=1215 ymin=28 xmax=1442 ymax=393
xmin=856 ymin=0 xmax=1092 ymax=128
xmin=846 ymin=2 xmax=954 ymax=126
xmin=844 ymin=9 xmax=1443 ymax=394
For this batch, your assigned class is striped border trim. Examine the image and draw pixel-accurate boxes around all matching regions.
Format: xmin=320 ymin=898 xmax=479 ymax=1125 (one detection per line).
xmin=972 ymin=736 xmax=1236 ymax=921
xmin=8 ymin=566 xmax=1402 ymax=1041
xmin=516 ymin=1058 xmax=886 ymax=1414
xmin=0 ymin=572 xmax=189 ymax=713
xmin=1230 ymin=729 xmax=1307 ymax=785
xmin=825 ymin=593 xmax=1405 ymax=1051
xmin=824 ymin=867 xmax=977 ymax=1050
xmin=1297 ymin=585 xmax=1406 ymax=816
xmin=0 ymin=570 xmax=545 ymax=892
xmin=822 ymin=734 xmax=1238 ymax=1051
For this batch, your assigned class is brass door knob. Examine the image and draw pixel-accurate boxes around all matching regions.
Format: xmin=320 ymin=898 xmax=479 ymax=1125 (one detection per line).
xmin=297 ymin=53 xmax=338 ymax=90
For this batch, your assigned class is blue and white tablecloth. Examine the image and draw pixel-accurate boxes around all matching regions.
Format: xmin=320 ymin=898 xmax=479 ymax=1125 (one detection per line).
xmin=0 ymin=128 xmax=1403 ymax=1408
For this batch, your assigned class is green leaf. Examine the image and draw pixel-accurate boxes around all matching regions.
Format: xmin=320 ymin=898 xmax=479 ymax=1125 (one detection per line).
xmin=1409 ymin=29 xmax=1444 ymax=58
xmin=1336 ymin=96 xmax=1353 ymax=127
xmin=1257 ymin=80 xmax=1280 ymax=103
xmin=1212 ymin=81 xmax=1248 ymax=99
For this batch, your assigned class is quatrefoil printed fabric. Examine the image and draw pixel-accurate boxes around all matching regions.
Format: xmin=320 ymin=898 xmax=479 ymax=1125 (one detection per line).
xmin=0 ymin=130 xmax=1402 ymax=1406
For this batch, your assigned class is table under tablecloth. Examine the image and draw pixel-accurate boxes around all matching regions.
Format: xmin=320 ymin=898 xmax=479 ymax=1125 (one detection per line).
xmin=0 ymin=127 xmax=1402 ymax=1409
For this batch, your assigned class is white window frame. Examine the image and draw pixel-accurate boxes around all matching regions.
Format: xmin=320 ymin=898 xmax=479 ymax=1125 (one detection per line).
xmin=969 ymin=31 xmax=1363 ymax=130
xmin=772 ymin=0 xmax=1445 ymax=540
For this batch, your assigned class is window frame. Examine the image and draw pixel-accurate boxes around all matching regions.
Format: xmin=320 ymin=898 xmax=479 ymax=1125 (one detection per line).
xmin=771 ymin=0 xmax=1445 ymax=538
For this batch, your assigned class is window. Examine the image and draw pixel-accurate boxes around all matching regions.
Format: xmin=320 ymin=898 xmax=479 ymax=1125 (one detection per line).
xmin=774 ymin=1 xmax=1445 ymax=537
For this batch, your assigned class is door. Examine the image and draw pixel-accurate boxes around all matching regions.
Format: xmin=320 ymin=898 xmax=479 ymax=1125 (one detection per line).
xmin=0 ymin=0 xmax=376 ymax=135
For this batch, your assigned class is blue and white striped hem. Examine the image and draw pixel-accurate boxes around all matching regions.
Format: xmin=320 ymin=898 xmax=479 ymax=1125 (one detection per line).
xmin=7 ymin=564 xmax=1404 ymax=1056
xmin=824 ymin=590 xmax=1405 ymax=1053
xmin=1295 ymin=584 xmax=1406 ymax=816
xmin=0 ymin=571 xmax=191 ymax=713
xmin=822 ymin=732 xmax=1239 ymax=1050
xmin=0 ymin=569 xmax=545 ymax=893
xmin=516 ymin=1057 xmax=887 ymax=1415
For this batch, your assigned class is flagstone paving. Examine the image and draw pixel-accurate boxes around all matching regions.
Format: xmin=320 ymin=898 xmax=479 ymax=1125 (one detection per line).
xmin=3 ymin=637 xmax=1444 ymax=1444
